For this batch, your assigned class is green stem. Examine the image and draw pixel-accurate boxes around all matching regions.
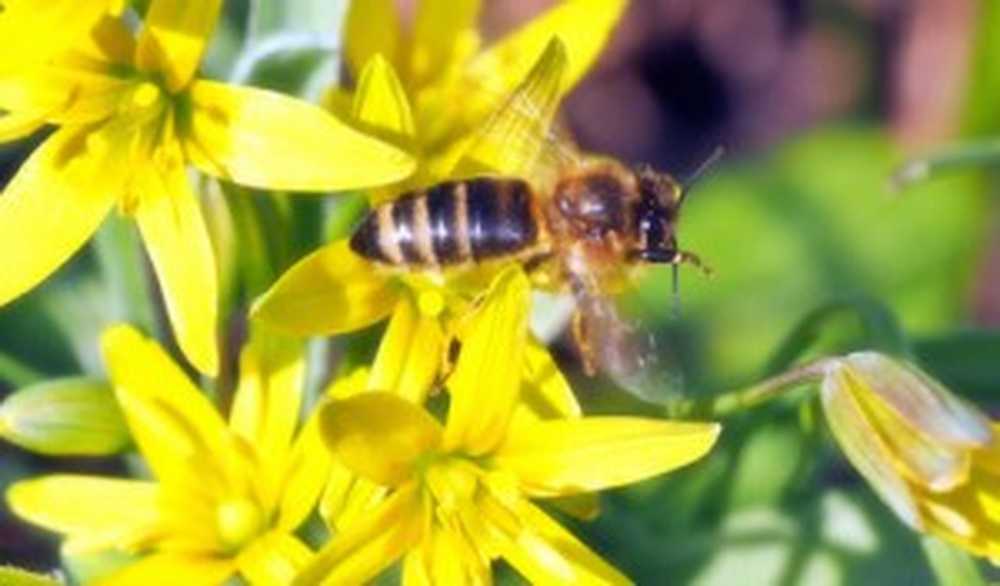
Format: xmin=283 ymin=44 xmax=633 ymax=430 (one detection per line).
xmin=893 ymin=139 xmax=1000 ymax=189
xmin=0 ymin=351 xmax=45 ymax=387
xmin=677 ymin=359 xmax=833 ymax=419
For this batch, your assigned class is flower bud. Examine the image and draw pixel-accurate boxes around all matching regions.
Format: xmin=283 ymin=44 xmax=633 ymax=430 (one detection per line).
xmin=820 ymin=352 xmax=1000 ymax=560
xmin=0 ymin=377 xmax=129 ymax=456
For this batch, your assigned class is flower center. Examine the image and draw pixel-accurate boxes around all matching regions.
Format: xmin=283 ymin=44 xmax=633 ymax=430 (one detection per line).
xmin=215 ymin=498 xmax=263 ymax=551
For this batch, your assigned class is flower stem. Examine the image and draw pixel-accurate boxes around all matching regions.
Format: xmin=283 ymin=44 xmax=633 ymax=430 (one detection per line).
xmin=675 ymin=359 xmax=834 ymax=419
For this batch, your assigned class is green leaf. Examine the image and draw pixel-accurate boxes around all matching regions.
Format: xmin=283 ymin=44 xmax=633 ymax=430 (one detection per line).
xmin=0 ymin=566 xmax=60 ymax=586
xmin=914 ymin=329 xmax=1000 ymax=400
xmin=961 ymin=0 xmax=1000 ymax=137
xmin=921 ymin=536 xmax=986 ymax=586
xmin=632 ymin=127 xmax=988 ymax=387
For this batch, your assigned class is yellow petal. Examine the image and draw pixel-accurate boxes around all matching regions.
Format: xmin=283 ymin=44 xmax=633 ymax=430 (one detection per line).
xmin=319 ymin=393 xmax=442 ymax=487
xmin=402 ymin=527 xmax=492 ymax=586
xmin=484 ymin=491 xmax=631 ymax=585
xmin=135 ymin=0 xmax=223 ymax=91
xmin=7 ymin=475 xmax=159 ymax=553
xmin=409 ymin=0 xmax=482 ymax=89
xmin=0 ymin=126 xmax=123 ymax=307
xmin=519 ymin=339 xmax=580 ymax=420
xmin=444 ymin=267 xmax=530 ymax=455
xmin=467 ymin=0 xmax=627 ymax=95
xmin=275 ymin=414 xmax=332 ymax=532
xmin=237 ymin=532 xmax=313 ymax=586
xmin=453 ymin=37 xmax=568 ymax=179
xmin=100 ymin=325 xmax=232 ymax=487
xmin=344 ymin=0 xmax=402 ymax=76
xmin=0 ymin=0 xmax=111 ymax=72
xmin=0 ymin=110 xmax=46 ymax=142
xmin=229 ymin=328 xmax=305 ymax=500
xmin=186 ymin=80 xmax=415 ymax=192
xmin=844 ymin=352 xmax=993 ymax=447
xmin=294 ymin=485 xmax=424 ymax=586
xmin=850 ymin=374 xmax=969 ymax=492
xmin=352 ymin=55 xmax=416 ymax=143
xmin=251 ymin=239 xmax=399 ymax=336
xmin=134 ymin=161 xmax=219 ymax=376
xmin=368 ymin=296 xmax=443 ymax=404
xmin=495 ymin=417 xmax=720 ymax=496
xmin=820 ymin=365 xmax=923 ymax=530
xmin=321 ymin=466 xmax=387 ymax=534
xmin=97 ymin=552 xmax=234 ymax=586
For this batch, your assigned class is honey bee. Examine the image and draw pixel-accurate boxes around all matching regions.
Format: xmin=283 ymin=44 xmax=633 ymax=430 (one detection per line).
xmin=349 ymin=40 xmax=712 ymax=400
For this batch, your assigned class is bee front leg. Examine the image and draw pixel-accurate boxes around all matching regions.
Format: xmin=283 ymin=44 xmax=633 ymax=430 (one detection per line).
xmin=571 ymin=309 xmax=598 ymax=377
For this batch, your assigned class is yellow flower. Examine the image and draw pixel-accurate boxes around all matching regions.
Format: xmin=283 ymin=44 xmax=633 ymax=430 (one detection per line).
xmin=820 ymin=351 xmax=1000 ymax=560
xmin=0 ymin=0 xmax=122 ymax=72
xmin=337 ymin=0 xmax=628 ymax=183
xmin=252 ymin=38 xmax=575 ymax=369
xmin=0 ymin=1 xmax=415 ymax=375
xmin=6 ymin=325 xmax=332 ymax=585
xmin=295 ymin=268 xmax=721 ymax=585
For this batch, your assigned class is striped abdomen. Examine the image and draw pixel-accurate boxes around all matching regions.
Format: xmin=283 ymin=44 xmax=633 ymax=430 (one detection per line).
xmin=350 ymin=177 xmax=545 ymax=268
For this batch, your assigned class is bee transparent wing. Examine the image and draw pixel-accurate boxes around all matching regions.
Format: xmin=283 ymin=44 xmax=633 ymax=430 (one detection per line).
xmin=573 ymin=285 xmax=685 ymax=405
xmin=452 ymin=37 xmax=580 ymax=185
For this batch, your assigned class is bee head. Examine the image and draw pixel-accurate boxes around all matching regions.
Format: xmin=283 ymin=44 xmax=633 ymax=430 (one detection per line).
xmin=632 ymin=165 xmax=684 ymax=263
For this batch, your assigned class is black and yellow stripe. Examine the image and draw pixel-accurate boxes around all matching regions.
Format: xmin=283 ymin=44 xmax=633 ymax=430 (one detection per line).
xmin=350 ymin=177 xmax=543 ymax=268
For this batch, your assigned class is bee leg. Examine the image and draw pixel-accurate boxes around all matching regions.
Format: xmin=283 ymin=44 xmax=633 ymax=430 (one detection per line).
xmin=673 ymin=250 xmax=713 ymax=277
xmin=571 ymin=309 xmax=598 ymax=376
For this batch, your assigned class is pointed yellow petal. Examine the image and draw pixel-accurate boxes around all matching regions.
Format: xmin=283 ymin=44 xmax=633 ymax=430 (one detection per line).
xmin=251 ymin=239 xmax=399 ymax=336
xmin=294 ymin=486 xmax=424 ymax=586
xmin=229 ymin=329 xmax=305 ymax=498
xmin=134 ymin=162 xmax=219 ymax=375
xmin=321 ymin=466 xmax=387 ymax=533
xmin=98 ymin=552 xmax=234 ymax=586
xmin=468 ymin=0 xmax=627 ymax=94
xmin=368 ymin=296 xmax=443 ymax=404
xmin=7 ymin=475 xmax=159 ymax=553
xmin=402 ymin=527 xmax=492 ymax=586
xmin=275 ymin=415 xmax=332 ymax=532
xmin=352 ymin=55 xmax=416 ymax=143
xmin=820 ymin=365 xmax=923 ymax=530
xmin=845 ymin=352 xmax=993 ymax=447
xmin=0 ymin=110 xmax=46 ymax=142
xmin=187 ymin=80 xmax=415 ymax=192
xmin=319 ymin=393 xmax=442 ymax=487
xmin=0 ymin=0 xmax=111 ymax=72
xmin=410 ymin=0 xmax=482 ymax=89
xmin=135 ymin=0 xmax=223 ymax=91
xmin=519 ymin=339 xmax=580 ymax=420
xmin=0 ymin=126 xmax=122 ymax=306
xmin=344 ymin=0 xmax=402 ymax=76
xmin=851 ymin=375 xmax=969 ymax=492
xmin=485 ymin=491 xmax=631 ymax=585
xmin=453 ymin=37 xmax=568 ymax=178
xmin=100 ymin=325 xmax=231 ymax=485
xmin=237 ymin=533 xmax=313 ymax=586
xmin=444 ymin=267 xmax=530 ymax=455
xmin=495 ymin=417 xmax=720 ymax=496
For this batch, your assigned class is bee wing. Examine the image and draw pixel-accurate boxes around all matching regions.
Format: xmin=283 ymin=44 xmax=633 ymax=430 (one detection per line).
xmin=572 ymin=281 xmax=686 ymax=405
xmin=451 ymin=37 xmax=580 ymax=186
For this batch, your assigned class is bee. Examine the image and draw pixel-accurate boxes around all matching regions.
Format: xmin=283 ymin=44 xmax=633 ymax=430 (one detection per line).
xmin=349 ymin=40 xmax=713 ymax=400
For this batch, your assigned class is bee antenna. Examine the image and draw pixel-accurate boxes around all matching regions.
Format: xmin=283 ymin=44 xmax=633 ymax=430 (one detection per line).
xmin=680 ymin=146 xmax=725 ymax=202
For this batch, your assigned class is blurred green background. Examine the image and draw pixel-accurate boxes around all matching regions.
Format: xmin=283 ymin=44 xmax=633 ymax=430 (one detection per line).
xmin=2 ymin=0 xmax=1000 ymax=584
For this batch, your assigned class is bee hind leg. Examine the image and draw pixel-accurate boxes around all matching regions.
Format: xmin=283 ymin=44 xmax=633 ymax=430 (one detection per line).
xmin=571 ymin=309 xmax=598 ymax=377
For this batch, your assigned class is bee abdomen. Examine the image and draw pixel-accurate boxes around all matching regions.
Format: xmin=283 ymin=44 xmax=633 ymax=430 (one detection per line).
xmin=350 ymin=178 xmax=541 ymax=268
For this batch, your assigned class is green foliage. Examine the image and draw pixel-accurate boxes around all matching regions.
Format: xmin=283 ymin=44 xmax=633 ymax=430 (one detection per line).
xmin=0 ymin=566 xmax=60 ymax=586
xmin=631 ymin=127 xmax=987 ymax=387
